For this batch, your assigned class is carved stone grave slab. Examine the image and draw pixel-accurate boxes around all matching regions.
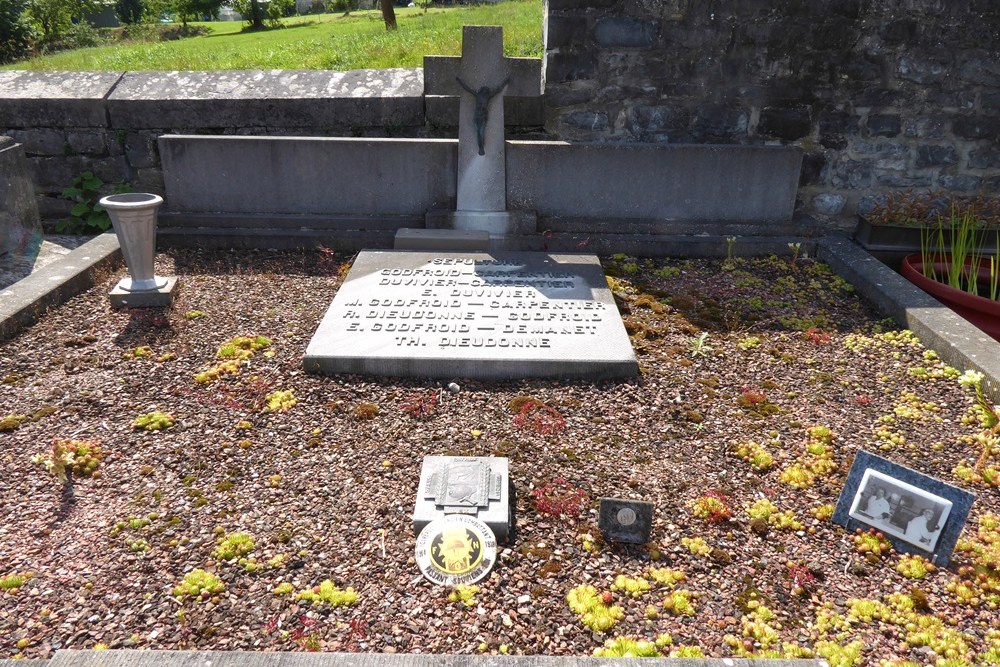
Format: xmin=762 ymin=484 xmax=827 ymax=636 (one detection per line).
xmin=303 ymin=250 xmax=638 ymax=379
xmin=413 ymin=456 xmax=511 ymax=542
xmin=599 ymin=498 xmax=654 ymax=544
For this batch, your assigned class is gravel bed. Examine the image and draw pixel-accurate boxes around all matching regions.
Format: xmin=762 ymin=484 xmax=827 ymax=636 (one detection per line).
xmin=0 ymin=248 xmax=997 ymax=665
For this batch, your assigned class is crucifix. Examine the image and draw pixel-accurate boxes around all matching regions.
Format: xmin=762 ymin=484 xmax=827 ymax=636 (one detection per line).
xmin=454 ymin=25 xmax=513 ymax=214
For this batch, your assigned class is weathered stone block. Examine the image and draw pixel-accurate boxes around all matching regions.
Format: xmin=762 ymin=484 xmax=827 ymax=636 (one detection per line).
xmin=545 ymin=52 xmax=598 ymax=83
xmin=937 ymin=174 xmax=982 ymax=191
xmin=853 ymin=141 xmax=908 ymax=156
xmin=124 ymin=131 xmax=158 ymax=170
xmin=968 ymin=147 xmax=1000 ymax=170
xmin=561 ymin=110 xmax=609 ymax=131
xmin=952 ymin=116 xmax=1000 ymax=141
xmin=66 ymin=130 xmax=108 ymax=156
xmin=916 ymin=145 xmax=958 ymax=168
xmin=875 ymin=171 xmax=932 ymax=188
xmin=959 ymin=57 xmax=1000 ymax=86
xmin=691 ymin=106 xmax=749 ymax=141
xmin=812 ymin=192 xmax=846 ymax=216
xmin=6 ymin=128 xmax=67 ymax=156
xmin=897 ymin=56 xmax=949 ymax=84
xmin=867 ymin=114 xmax=901 ymax=137
xmin=834 ymin=160 xmax=873 ymax=189
xmin=626 ymin=105 xmax=688 ymax=136
xmin=593 ymin=18 xmax=657 ymax=49
xmin=546 ymin=15 xmax=588 ymax=49
xmin=758 ymin=106 xmax=811 ymax=140
xmin=903 ymin=117 xmax=945 ymax=139
xmin=799 ymin=153 xmax=826 ymax=186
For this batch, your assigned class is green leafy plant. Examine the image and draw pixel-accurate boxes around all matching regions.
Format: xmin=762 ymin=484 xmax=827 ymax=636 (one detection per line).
xmin=57 ymin=172 xmax=131 ymax=235
xmin=31 ymin=439 xmax=103 ymax=483
xmin=133 ymin=411 xmax=175 ymax=431
xmin=296 ymin=580 xmax=358 ymax=607
xmin=213 ymin=532 xmax=255 ymax=561
xmin=920 ymin=206 xmax=999 ymax=302
xmin=687 ymin=332 xmax=713 ymax=357
xmin=172 ymin=569 xmax=224 ymax=600
xmin=448 ymin=584 xmax=479 ymax=607
xmin=0 ymin=572 xmax=33 ymax=593
xmin=566 ymin=585 xmax=624 ymax=632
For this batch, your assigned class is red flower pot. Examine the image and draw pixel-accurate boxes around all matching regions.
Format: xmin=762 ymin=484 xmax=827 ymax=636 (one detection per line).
xmin=901 ymin=253 xmax=1000 ymax=342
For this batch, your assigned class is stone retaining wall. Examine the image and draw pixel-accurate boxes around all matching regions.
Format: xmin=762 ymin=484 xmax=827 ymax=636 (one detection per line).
xmin=544 ymin=0 xmax=1000 ymax=223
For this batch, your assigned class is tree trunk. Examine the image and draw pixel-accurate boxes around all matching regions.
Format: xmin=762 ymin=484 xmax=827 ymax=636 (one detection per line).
xmin=379 ymin=0 xmax=396 ymax=30
xmin=249 ymin=0 xmax=264 ymax=29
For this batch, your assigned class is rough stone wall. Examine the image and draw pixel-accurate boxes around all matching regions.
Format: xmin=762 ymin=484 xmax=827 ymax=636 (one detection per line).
xmin=544 ymin=0 xmax=1000 ymax=225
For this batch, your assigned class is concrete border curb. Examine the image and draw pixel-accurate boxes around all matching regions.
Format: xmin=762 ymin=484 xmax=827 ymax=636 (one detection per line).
xmin=818 ymin=234 xmax=1000 ymax=401
xmin=0 ymin=233 xmax=119 ymax=341
xmin=46 ymin=650 xmax=824 ymax=667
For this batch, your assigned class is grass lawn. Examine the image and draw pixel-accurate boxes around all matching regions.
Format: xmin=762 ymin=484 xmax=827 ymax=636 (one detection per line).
xmin=3 ymin=0 xmax=542 ymax=71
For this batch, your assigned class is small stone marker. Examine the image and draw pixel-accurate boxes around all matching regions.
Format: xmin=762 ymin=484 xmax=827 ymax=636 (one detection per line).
xmin=833 ymin=450 xmax=975 ymax=567
xmin=303 ymin=250 xmax=638 ymax=380
xmin=599 ymin=498 xmax=654 ymax=544
xmin=415 ymin=515 xmax=497 ymax=586
xmin=413 ymin=456 xmax=511 ymax=542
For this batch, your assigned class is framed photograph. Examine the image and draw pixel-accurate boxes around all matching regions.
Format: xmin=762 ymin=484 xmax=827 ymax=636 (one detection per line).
xmin=833 ymin=450 xmax=975 ymax=566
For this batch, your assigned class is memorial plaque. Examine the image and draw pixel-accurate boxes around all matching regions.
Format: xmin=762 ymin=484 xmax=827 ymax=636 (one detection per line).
xmin=303 ymin=251 xmax=638 ymax=380
xmin=599 ymin=498 xmax=654 ymax=544
xmin=833 ymin=450 xmax=975 ymax=567
xmin=415 ymin=515 xmax=497 ymax=586
xmin=413 ymin=456 xmax=511 ymax=541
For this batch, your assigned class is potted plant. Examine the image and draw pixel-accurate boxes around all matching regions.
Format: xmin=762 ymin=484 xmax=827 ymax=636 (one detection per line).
xmin=853 ymin=190 xmax=1000 ymax=254
xmin=901 ymin=206 xmax=1000 ymax=341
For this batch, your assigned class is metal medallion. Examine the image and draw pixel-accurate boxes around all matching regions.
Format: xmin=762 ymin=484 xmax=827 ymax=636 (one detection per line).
xmin=415 ymin=515 xmax=497 ymax=586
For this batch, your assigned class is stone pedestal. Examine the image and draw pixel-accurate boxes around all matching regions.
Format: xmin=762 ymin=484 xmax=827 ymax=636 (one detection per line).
xmin=110 ymin=276 xmax=178 ymax=308
xmin=425 ymin=209 xmax=537 ymax=239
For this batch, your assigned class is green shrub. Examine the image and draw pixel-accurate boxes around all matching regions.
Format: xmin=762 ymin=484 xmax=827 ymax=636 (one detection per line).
xmin=57 ymin=172 xmax=131 ymax=235
xmin=0 ymin=0 xmax=35 ymax=64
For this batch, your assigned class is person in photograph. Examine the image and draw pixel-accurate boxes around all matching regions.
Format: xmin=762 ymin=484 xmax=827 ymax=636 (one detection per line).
xmin=906 ymin=508 xmax=940 ymax=547
xmin=864 ymin=487 xmax=891 ymax=521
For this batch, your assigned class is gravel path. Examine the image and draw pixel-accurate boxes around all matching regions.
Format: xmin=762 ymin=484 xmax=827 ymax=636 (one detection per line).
xmin=1 ymin=248 xmax=997 ymax=665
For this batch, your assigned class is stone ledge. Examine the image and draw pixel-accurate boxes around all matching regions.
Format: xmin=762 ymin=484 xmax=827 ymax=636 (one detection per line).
xmin=47 ymin=651 xmax=823 ymax=667
xmin=817 ymin=234 xmax=1000 ymax=402
xmin=108 ymin=69 xmax=425 ymax=128
xmin=0 ymin=71 xmax=124 ymax=127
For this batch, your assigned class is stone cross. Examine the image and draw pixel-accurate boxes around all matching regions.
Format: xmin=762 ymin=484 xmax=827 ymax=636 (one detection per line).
xmin=455 ymin=26 xmax=512 ymax=213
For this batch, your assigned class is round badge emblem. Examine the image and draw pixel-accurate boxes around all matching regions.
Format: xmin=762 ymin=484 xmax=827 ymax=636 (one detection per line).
xmin=415 ymin=515 xmax=497 ymax=586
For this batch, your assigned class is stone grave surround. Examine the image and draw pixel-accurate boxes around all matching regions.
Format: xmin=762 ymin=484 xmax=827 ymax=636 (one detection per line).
xmin=0 ymin=136 xmax=42 ymax=259
xmin=303 ymin=250 xmax=638 ymax=380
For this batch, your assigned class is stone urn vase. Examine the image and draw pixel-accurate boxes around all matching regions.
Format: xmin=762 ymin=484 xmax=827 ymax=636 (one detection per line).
xmin=100 ymin=193 xmax=167 ymax=292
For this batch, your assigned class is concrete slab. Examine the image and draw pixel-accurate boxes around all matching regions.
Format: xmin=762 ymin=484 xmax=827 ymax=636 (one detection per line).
xmin=303 ymin=250 xmax=639 ymax=380
xmin=818 ymin=234 xmax=1000 ymax=401
xmin=394 ymin=228 xmax=491 ymax=251
xmin=159 ymin=136 xmax=457 ymax=216
xmin=507 ymin=141 xmax=801 ymax=223
xmin=47 ymin=650 xmax=823 ymax=667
